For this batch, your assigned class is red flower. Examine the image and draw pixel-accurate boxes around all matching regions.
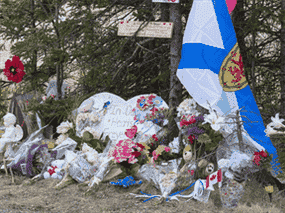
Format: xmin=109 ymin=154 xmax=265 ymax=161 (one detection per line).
xmin=131 ymin=151 xmax=141 ymax=158
xmin=150 ymin=107 xmax=158 ymax=116
xmin=179 ymin=117 xmax=196 ymax=127
xmin=253 ymin=155 xmax=261 ymax=166
xmin=151 ymin=143 xmax=154 ymax=146
xmin=137 ymin=143 xmax=145 ymax=151
xmin=259 ymin=150 xmax=268 ymax=158
xmin=48 ymin=166 xmax=57 ymax=175
xmin=3 ymin=55 xmax=25 ymax=83
xmin=152 ymin=134 xmax=158 ymax=141
xmin=188 ymin=135 xmax=195 ymax=144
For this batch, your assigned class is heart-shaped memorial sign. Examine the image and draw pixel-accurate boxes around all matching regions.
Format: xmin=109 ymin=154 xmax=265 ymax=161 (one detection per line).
xmin=73 ymin=92 xmax=169 ymax=147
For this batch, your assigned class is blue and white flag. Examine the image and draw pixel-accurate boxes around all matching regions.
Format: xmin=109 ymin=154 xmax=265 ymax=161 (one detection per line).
xmin=177 ymin=0 xmax=282 ymax=176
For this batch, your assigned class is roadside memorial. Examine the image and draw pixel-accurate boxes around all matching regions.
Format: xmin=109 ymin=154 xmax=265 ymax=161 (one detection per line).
xmin=0 ymin=1 xmax=284 ymax=209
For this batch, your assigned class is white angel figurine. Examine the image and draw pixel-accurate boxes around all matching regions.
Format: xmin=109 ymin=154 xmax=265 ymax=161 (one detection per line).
xmin=0 ymin=113 xmax=23 ymax=177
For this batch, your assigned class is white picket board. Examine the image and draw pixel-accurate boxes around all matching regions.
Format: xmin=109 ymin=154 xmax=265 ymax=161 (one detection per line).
xmin=118 ymin=21 xmax=173 ymax=38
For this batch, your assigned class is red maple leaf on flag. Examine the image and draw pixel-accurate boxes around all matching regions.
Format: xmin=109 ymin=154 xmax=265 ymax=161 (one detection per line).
xmin=210 ymin=174 xmax=216 ymax=181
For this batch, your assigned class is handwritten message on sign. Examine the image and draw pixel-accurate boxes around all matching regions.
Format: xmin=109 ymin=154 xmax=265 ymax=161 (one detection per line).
xmin=152 ymin=0 xmax=179 ymax=3
xmin=118 ymin=21 xmax=174 ymax=38
xmin=102 ymin=103 xmax=135 ymax=141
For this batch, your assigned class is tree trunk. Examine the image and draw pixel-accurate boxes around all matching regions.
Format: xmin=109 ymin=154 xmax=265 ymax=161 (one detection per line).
xmin=232 ymin=0 xmax=251 ymax=85
xmin=167 ymin=3 xmax=183 ymax=145
xmin=251 ymin=0 xmax=256 ymax=99
xmin=281 ymin=0 xmax=285 ymax=119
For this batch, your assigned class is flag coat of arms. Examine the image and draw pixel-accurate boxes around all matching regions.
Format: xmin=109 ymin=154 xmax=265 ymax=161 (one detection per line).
xmin=177 ymin=0 xmax=282 ymax=176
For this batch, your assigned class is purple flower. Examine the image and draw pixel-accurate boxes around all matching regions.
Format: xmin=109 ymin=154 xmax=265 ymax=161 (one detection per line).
xmin=195 ymin=115 xmax=204 ymax=122
xmin=187 ymin=126 xmax=205 ymax=139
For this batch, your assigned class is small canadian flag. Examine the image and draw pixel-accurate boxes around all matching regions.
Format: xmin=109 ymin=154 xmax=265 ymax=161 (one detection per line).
xmin=206 ymin=169 xmax=222 ymax=191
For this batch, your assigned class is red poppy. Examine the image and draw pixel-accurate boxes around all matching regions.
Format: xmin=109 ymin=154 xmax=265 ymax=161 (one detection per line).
xmin=131 ymin=151 xmax=141 ymax=158
xmin=3 ymin=55 xmax=25 ymax=83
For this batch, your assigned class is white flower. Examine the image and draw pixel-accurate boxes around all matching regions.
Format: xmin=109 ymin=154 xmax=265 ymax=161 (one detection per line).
xmin=202 ymin=109 xmax=226 ymax=132
xmin=42 ymin=96 xmax=47 ymax=101
xmin=56 ymin=121 xmax=73 ymax=134
xmin=269 ymin=113 xmax=285 ymax=129
xmin=264 ymin=125 xmax=285 ymax=137
xmin=55 ymin=134 xmax=68 ymax=145
xmin=76 ymin=113 xmax=89 ymax=126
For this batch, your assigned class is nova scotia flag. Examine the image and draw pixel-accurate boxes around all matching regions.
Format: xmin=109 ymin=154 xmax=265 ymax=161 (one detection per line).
xmin=177 ymin=0 xmax=282 ymax=176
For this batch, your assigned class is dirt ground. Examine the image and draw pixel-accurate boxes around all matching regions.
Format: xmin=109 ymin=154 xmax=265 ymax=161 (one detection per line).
xmin=0 ymin=170 xmax=284 ymax=213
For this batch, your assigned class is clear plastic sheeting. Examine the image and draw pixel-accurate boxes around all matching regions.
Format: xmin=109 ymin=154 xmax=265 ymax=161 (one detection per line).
xmin=52 ymin=137 xmax=77 ymax=160
xmin=220 ymin=178 xmax=246 ymax=209
xmin=7 ymin=125 xmax=48 ymax=168
xmin=137 ymin=159 xmax=180 ymax=198
xmin=64 ymin=150 xmax=95 ymax=183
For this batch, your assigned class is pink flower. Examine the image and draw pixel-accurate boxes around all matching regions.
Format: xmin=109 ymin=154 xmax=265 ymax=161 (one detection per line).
xmin=139 ymin=120 xmax=144 ymax=124
xmin=253 ymin=155 xmax=261 ymax=166
xmin=152 ymin=150 xmax=160 ymax=160
xmin=108 ymin=139 xmax=137 ymax=164
xmin=147 ymin=94 xmax=156 ymax=105
xmin=42 ymin=96 xmax=47 ymax=101
xmin=165 ymin=147 xmax=171 ymax=152
xmin=180 ymin=116 xmax=196 ymax=127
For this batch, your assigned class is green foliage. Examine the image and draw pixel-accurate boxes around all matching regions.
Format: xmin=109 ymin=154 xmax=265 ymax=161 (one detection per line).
xmin=198 ymin=123 xmax=223 ymax=152
xmin=67 ymin=127 xmax=110 ymax=153
xmin=23 ymin=95 xmax=73 ymax=133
